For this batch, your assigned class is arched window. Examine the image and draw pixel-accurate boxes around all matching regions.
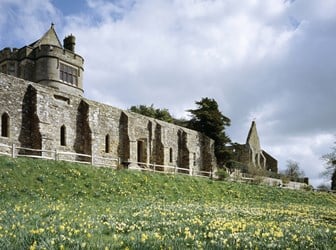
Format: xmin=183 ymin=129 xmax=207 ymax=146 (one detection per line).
xmin=1 ymin=113 xmax=9 ymax=137
xmin=60 ymin=125 xmax=66 ymax=146
xmin=105 ymin=134 xmax=110 ymax=153
xmin=169 ymin=148 xmax=173 ymax=163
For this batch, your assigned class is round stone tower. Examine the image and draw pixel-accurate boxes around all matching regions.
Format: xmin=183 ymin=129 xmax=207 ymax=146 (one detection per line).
xmin=33 ymin=24 xmax=84 ymax=96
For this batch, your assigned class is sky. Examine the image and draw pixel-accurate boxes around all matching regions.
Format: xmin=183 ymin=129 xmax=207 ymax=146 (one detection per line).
xmin=0 ymin=0 xmax=335 ymax=187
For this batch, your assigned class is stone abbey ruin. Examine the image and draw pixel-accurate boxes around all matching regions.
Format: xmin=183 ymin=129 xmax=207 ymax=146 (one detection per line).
xmin=0 ymin=25 xmax=278 ymax=176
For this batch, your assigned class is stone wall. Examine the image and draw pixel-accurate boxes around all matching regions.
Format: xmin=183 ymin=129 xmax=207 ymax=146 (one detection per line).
xmin=246 ymin=121 xmax=264 ymax=168
xmin=200 ymin=135 xmax=216 ymax=172
xmin=227 ymin=122 xmax=278 ymax=173
xmin=84 ymin=100 xmax=122 ymax=160
xmin=33 ymin=84 xmax=83 ymax=157
xmin=262 ymin=150 xmax=278 ymax=172
xmin=18 ymin=85 xmax=41 ymax=154
xmin=1 ymin=43 xmax=84 ymax=96
xmin=0 ymin=73 xmax=216 ymax=172
xmin=34 ymin=45 xmax=84 ymax=95
xmin=0 ymin=73 xmax=32 ymax=149
xmin=229 ymin=144 xmax=251 ymax=167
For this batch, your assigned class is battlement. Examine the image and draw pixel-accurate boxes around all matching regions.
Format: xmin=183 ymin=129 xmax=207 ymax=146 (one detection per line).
xmin=0 ymin=45 xmax=83 ymax=64
xmin=0 ymin=47 xmax=18 ymax=61
xmin=34 ymin=44 xmax=84 ymax=66
xmin=0 ymin=25 xmax=84 ymax=96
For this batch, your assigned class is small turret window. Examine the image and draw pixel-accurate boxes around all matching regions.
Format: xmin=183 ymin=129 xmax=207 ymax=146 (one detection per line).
xmin=60 ymin=63 xmax=78 ymax=86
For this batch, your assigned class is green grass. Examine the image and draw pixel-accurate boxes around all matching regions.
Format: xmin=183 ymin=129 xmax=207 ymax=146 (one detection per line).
xmin=0 ymin=156 xmax=335 ymax=249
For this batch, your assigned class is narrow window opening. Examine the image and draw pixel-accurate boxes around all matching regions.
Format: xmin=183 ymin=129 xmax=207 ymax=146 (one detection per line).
xmin=54 ymin=95 xmax=70 ymax=104
xmin=137 ymin=140 xmax=144 ymax=163
xmin=60 ymin=125 xmax=66 ymax=146
xmin=193 ymin=153 xmax=196 ymax=166
xmin=105 ymin=134 xmax=110 ymax=153
xmin=169 ymin=148 xmax=173 ymax=163
xmin=1 ymin=113 xmax=9 ymax=137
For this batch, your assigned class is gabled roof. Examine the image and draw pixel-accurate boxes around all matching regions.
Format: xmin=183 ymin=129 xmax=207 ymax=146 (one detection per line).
xmin=246 ymin=121 xmax=261 ymax=150
xmin=29 ymin=23 xmax=62 ymax=48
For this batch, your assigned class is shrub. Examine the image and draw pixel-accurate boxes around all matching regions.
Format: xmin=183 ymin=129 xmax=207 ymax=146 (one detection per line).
xmin=216 ymin=168 xmax=229 ymax=180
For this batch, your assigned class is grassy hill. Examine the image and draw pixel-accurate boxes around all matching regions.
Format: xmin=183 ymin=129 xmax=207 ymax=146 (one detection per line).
xmin=0 ymin=156 xmax=335 ymax=249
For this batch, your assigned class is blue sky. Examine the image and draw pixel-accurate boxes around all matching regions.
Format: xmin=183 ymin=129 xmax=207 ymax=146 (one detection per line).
xmin=1 ymin=0 xmax=336 ymax=187
xmin=52 ymin=0 xmax=88 ymax=16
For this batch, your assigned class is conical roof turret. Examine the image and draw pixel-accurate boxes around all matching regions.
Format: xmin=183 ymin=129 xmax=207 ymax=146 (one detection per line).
xmin=30 ymin=23 xmax=62 ymax=48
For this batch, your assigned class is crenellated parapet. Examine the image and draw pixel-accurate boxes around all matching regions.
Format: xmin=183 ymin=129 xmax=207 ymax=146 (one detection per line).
xmin=0 ymin=24 xmax=84 ymax=96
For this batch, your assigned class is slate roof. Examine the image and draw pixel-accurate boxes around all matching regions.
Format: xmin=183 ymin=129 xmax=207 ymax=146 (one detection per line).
xmin=29 ymin=23 xmax=62 ymax=48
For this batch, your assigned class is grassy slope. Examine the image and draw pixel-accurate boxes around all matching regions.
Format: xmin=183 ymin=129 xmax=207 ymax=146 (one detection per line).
xmin=1 ymin=156 xmax=336 ymax=249
xmin=1 ymin=156 xmax=334 ymax=206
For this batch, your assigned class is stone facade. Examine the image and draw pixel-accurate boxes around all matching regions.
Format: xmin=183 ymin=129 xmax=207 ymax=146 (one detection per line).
xmin=0 ymin=25 xmax=216 ymax=174
xmin=0 ymin=24 xmax=84 ymax=96
xmin=229 ymin=121 xmax=278 ymax=173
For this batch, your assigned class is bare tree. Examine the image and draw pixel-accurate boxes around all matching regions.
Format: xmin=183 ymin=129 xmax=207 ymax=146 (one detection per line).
xmin=316 ymin=183 xmax=330 ymax=191
xmin=283 ymin=160 xmax=305 ymax=181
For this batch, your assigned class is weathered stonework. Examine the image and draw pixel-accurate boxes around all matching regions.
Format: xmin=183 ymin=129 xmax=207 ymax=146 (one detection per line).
xmin=0 ymin=25 xmax=217 ymax=173
xmin=229 ymin=121 xmax=278 ymax=172
xmin=0 ymin=24 xmax=84 ymax=96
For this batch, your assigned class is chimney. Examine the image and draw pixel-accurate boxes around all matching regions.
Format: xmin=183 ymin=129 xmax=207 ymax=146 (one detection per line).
xmin=63 ymin=34 xmax=76 ymax=52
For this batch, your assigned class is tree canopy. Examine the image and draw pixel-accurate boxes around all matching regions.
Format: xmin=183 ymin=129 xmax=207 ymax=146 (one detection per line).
xmin=129 ymin=98 xmax=232 ymax=166
xmin=187 ymin=97 xmax=231 ymax=166
xmin=129 ymin=104 xmax=174 ymax=123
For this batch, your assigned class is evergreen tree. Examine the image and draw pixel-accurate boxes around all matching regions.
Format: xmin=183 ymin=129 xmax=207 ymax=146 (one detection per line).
xmin=187 ymin=97 xmax=231 ymax=166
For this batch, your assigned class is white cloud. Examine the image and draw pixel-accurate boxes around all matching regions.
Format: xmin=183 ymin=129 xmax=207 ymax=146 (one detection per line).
xmin=290 ymin=0 xmax=336 ymax=22
xmin=71 ymin=0 xmax=336 ymax=187
xmin=68 ymin=0 xmax=298 ymax=109
xmin=0 ymin=0 xmax=60 ymax=46
xmin=267 ymin=133 xmax=335 ymax=186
